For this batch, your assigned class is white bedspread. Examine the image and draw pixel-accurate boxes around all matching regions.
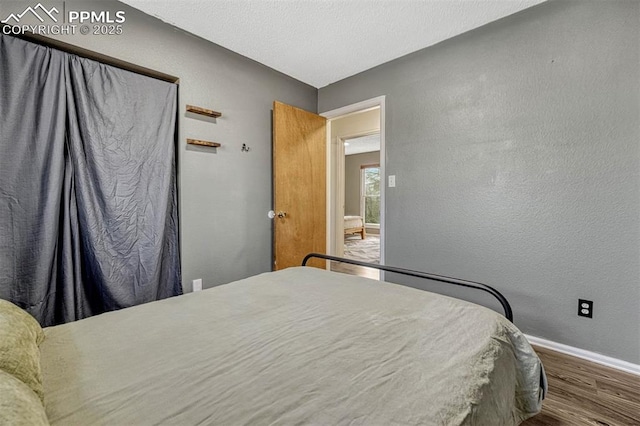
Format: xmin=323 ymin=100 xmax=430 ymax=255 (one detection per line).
xmin=40 ymin=267 xmax=544 ymax=425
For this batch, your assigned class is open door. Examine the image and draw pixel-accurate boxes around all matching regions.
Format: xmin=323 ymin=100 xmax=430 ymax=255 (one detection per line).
xmin=273 ymin=101 xmax=326 ymax=270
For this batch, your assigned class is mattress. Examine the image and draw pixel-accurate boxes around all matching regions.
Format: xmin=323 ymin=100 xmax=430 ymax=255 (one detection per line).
xmin=344 ymin=215 xmax=363 ymax=229
xmin=40 ymin=267 xmax=544 ymax=425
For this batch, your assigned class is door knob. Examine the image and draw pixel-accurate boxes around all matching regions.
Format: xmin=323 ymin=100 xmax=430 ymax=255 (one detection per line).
xmin=268 ymin=210 xmax=287 ymax=219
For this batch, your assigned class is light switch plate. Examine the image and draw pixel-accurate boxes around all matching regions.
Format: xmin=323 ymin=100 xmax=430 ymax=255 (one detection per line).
xmin=388 ymin=175 xmax=396 ymax=187
xmin=193 ymin=279 xmax=203 ymax=292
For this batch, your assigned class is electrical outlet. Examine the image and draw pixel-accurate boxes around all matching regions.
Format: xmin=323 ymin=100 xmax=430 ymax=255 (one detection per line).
xmin=578 ymin=299 xmax=593 ymax=318
xmin=193 ymin=279 xmax=203 ymax=292
xmin=388 ymin=175 xmax=396 ymax=187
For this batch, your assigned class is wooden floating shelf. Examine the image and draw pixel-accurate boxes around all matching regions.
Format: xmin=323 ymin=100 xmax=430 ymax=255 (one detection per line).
xmin=186 ymin=104 xmax=222 ymax=118
xmin=187 ymin=138 xmax=221 ymax=148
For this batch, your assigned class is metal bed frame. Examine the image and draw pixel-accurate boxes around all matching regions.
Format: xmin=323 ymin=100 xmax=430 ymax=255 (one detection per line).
xmin=302 ymin=253 xmax=514 ymax=322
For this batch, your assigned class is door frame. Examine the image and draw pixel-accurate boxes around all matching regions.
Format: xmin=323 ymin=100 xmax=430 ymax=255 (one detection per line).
xmin=321 ymin=96 xmax=386 ymax=267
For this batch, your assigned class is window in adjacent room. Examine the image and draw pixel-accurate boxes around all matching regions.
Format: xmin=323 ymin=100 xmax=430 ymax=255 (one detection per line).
xmin=361 ymin=165 xmax=380 ymax=227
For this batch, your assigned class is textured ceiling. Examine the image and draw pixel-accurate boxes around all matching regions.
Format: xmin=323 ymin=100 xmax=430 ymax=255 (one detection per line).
xmin=345 ymin=134 xmax=380 ymax=156
xmin=122 ymin=0 xmax=545 ymax=88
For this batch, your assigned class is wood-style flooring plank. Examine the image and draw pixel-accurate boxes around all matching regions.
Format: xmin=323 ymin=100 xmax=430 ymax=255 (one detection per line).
xmin=524 ymin=346 xmax=640 ymax=426
xmin=534 ymin=346 xmax=636 ymax=384
xmin=330 ymin=261 xmax=380 ymax=280
xmin=596 ymin=377 xmax=640 ymax=404
xmin=526 ymin=397 xmax=607 ymax=426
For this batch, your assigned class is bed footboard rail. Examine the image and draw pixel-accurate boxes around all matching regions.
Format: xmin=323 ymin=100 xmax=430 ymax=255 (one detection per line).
xmin=302 ymin=253 xmax=514 ymax=322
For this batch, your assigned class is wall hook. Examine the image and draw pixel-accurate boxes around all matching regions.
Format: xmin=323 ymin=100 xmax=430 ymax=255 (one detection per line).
xmin=241 ymin=143 xmax=251 ymax=152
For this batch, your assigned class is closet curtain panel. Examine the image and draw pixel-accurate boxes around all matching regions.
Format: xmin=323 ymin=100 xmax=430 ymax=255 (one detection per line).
xmin=0 ymin=35 xmax=181 ymax=326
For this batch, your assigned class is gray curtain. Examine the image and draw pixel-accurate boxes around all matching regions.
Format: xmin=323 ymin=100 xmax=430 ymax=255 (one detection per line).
xmin=0 ymin=34 xmax=181 ymax=326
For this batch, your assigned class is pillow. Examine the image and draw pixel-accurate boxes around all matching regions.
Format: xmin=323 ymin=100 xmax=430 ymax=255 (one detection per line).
xmin=0 ymin=299 xmax=45 ymax=400
xmin=0 ymin=369 xmax=49 ymax=425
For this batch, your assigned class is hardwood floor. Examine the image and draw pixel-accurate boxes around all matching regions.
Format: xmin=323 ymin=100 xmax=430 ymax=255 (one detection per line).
xmin=524 ymin=346 xmax=639 ymax=426
xmin=330 ymin=261 xmax=380 ymax=280
xmin=330 ymin=263 xmax=639 ymax=425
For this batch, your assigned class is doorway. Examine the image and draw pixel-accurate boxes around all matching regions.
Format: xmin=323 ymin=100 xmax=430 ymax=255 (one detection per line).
xmin=321 ymin=97 xmax=386 ymax=279
xmin=343 ymin=135 xmax=380 ymax=265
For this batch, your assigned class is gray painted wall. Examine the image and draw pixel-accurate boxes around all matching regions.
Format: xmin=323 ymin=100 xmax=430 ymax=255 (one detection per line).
xmin=319 ymin=1 xmax=640 ymax=363
xmin=42 ymin=1 xmax=316 ymax=291
xmin=345 ymin=151 xmax=380 ymax=216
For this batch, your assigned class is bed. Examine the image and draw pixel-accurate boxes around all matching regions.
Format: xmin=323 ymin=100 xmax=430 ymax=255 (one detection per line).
xmin=344 ymin=215 xmax=366 ymax=239
xmin=1 ymin=257 xmax=546 ymax=426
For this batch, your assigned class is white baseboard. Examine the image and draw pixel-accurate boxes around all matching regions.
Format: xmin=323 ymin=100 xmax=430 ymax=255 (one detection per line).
xmin=525 ymin=334 xmax=640 ymax=376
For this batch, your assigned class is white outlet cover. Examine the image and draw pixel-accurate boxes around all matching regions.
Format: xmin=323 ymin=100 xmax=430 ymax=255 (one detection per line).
xmin=193 ymin=279 xmax=203 ymax=292
xmin=388 ymin=175 xmax=396 ymax=187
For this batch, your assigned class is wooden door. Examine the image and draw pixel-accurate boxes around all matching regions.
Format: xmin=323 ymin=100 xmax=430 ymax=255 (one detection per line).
xmin=273 ymin=101 xmax=326 ymax=270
